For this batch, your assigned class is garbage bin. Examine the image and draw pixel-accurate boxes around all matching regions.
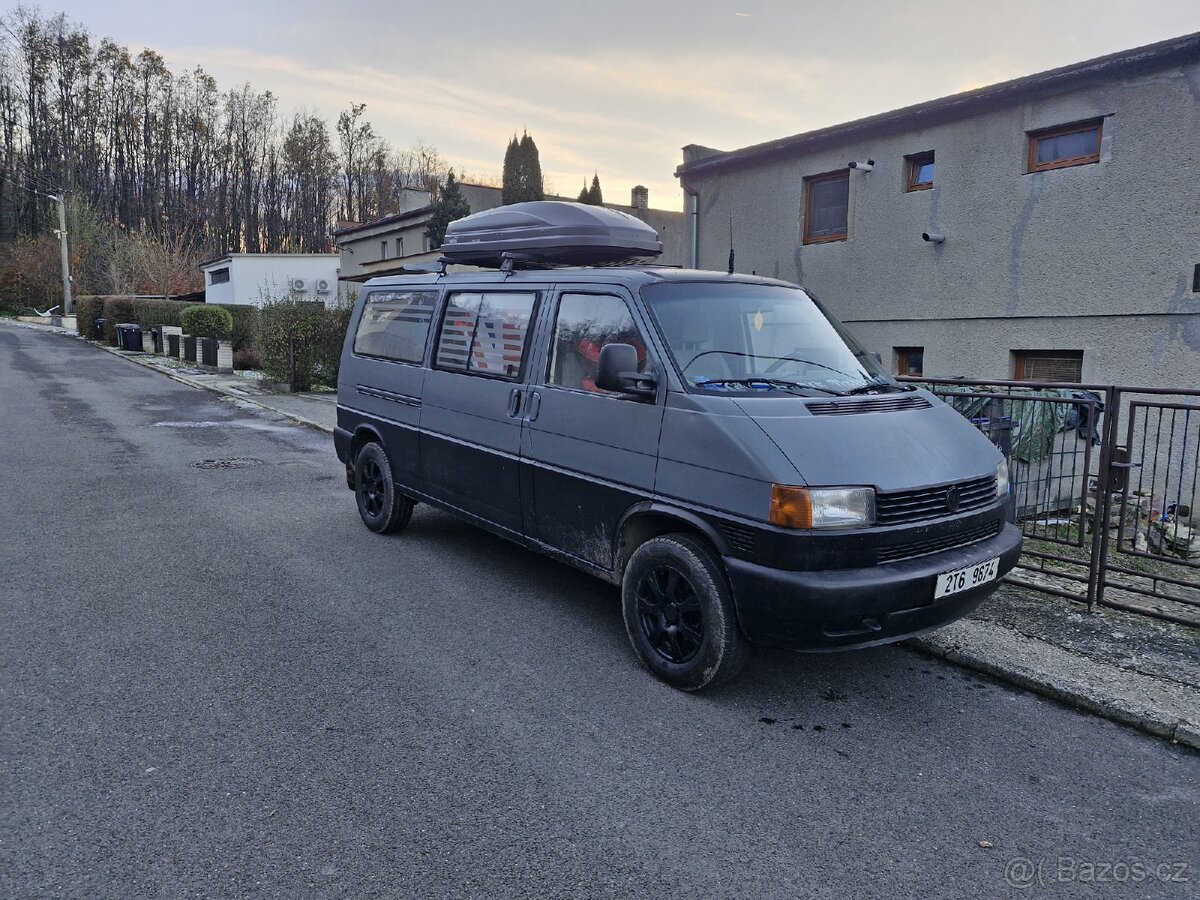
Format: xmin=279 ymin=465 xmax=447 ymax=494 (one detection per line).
xmin=121 ymin=324 xmax=144 ymax=352
xmin=150 ymin=325 xmax=164 ymax=354
xmin=183 ymin=335 xmax=196 ymax=362
xmin=115 ymin=323 xmax=129 ymax=349
xmin=970 ymin=415 xmax=1014 ymax=457
xmin=167 ymin=333 xmax=180 ymax=357
xmin=95 ymin=317 xmax=107 ymax=340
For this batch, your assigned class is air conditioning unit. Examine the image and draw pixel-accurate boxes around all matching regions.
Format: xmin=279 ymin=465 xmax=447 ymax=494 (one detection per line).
xmin=315 ymin=278 xmax=332 ymax=294
xmin=289 ymin=277 xmax=307 ymax=292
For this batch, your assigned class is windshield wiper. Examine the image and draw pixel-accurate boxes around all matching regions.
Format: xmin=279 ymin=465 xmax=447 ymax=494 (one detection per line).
xmin=844 ymin=381 xmax=911 ymax=395
xmin=694 ymin=378 xmax=847 ymax=397
xmin=843 ymin=374 xmax=922 ymax=395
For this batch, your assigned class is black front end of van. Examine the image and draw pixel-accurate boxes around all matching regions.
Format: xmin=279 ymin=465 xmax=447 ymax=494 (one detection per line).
xmin=717 ymin=499 xmax=1022 ymax=651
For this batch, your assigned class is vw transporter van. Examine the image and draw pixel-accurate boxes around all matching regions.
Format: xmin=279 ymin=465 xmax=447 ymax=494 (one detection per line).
xmin=335 ymin=202 xmax=1022 ymax=690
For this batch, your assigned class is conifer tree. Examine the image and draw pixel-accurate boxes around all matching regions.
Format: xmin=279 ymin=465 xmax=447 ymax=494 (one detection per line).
xmin=501 ymin=131 xmax=545 ymax=204
xmin=501 ymin=135 xmax=521 ymax=205
xmin=577 ymin=180 xmax=590 ymax=203
xmin=517 ymin=132 xmax=545 ymax=202
xmin=587 ymin=173 xmax=603 ymax=205
xmin=425 ymin=170 xmax=471 ymax=249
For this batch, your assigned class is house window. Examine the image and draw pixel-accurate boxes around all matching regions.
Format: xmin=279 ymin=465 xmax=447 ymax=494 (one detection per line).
xmin=209 ymin=267 xmax=230 ymax=285
xmin=905 ymin=151 xmax=935 ymax=192
xmin=380 ymin=240 xmax=389 ymax=259
xmin=896 ymin=346 xmax=924 ymax=377
xmin=1027 ymin=119 xmax=1103 ymax=173
xmin=802 ymin=170 xmax=849 ymax=244
xmin=1013 ymin=350 xmax=1083 ymax=383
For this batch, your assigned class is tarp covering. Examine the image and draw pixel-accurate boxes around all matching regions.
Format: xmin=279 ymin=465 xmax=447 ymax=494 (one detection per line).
xmin=920 ymin=385 xmax=1104 ymax=463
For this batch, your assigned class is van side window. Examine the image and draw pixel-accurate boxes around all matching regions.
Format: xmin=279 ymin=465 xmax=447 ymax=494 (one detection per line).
xmin=435 ymin=291 xmax=537 ymax=380
xmin=353 ymin=290 xmax=439 ymax=363
xmin=548 ymin=293 xmax=646 ymax=393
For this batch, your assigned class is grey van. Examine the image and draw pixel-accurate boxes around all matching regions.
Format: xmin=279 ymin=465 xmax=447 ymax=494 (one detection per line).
xmin=335 ymin=202 xmax=1022 ymax=690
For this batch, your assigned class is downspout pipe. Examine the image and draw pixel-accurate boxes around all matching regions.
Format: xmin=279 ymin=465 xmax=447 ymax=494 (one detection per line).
xmin=679 ymin=175 xmax=699 ymax=270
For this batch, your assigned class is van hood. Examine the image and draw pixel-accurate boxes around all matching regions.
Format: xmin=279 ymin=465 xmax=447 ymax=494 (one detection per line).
xmin=734 ymin=391 xmax=1000 ymax=491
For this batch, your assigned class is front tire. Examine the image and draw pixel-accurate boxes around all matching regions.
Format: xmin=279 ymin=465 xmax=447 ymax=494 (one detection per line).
xmin=621 ymin=534 xmax=747 ymax=691
xmin=354 ymin=442 xmax=413 ymax=534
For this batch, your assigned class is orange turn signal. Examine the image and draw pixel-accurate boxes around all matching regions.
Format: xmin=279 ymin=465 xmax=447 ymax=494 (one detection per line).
xmin=770 ymin=485 xmax=812 ymax=529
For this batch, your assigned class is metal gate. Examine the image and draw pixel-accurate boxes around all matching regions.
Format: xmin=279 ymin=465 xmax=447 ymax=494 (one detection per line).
xmin=901 ymin=378 xmax=1200 ymax=627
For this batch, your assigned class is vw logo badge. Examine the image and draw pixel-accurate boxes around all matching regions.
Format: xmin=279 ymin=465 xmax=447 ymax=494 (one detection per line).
xmin=946 ymin=486 xmax=961 ymax=513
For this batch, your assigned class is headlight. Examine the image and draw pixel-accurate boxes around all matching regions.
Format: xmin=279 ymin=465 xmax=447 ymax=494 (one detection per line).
xmin=770 ymin=485 xmax=876 ymax=529
xmin=996 ymin=458 xmax=1010 ymax=497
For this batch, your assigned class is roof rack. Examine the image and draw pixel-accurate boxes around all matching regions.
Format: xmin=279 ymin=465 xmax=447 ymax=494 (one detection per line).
xmin=439 ymin=200 xmax=663 ymax=270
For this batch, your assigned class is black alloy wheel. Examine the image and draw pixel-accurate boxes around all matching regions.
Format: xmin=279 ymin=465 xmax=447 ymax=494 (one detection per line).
xmin=358 ymin=455 xmax=387 ymax=518
xmin=354 ymin=442 xmax=414 ymax=534
xmin=621 ymin=533 xmax=747 ymax=690
xmin=636 ymin=565 xmax=704 ymax=664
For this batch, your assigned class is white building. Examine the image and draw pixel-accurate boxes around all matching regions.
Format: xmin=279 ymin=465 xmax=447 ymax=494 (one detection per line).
xmin=198 ymin=254 xmax=342 ymax=307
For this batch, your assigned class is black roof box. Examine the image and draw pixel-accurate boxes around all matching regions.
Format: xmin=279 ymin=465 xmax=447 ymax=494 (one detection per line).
xmin=439 ymin=200 xmax=663 ymax=267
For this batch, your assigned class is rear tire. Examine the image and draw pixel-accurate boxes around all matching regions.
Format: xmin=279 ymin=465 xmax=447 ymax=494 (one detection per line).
xmin=621 ymin=533 xmax=747 ymax=690
xmin=354 ymin=442 xmax=413 ymax=534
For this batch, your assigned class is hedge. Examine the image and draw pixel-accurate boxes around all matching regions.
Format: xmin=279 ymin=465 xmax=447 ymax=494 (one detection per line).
xmin=76 ymin=296 xmax=200 ymax=343
xmin=73 ymin=296 xmax=318 ymax=375
xmin=224 ymin=304 xmax=261 ymax=352
xmin=181 ymin=304 xmax=233 ymax=340
xmin=74 ymin=296 xmax=104 ymax=339
xmin=99 ymin=297 xmax=136 ymax=345
xmin=130 ymin=298 xmax=197 ymax=331
xmin=258 ymin=298 xmax=352 ymax=390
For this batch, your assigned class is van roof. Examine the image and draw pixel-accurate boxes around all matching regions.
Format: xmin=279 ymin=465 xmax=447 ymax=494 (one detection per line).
xmin=360 ymin=266 xmax=800 ymax=292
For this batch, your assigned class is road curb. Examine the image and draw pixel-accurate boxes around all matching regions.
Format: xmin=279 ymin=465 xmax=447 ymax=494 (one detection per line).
xmin=94 ymin=342 xmax=335 ymax=435
xmin=908 ymin=624 xmax=1200 ymax=751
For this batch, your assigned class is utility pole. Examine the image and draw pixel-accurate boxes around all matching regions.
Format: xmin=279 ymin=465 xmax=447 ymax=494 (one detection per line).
xmin=14 ymin=183 xmax=75 ymax=316
xmin=50 ymin=194 xmax=73 ymax=316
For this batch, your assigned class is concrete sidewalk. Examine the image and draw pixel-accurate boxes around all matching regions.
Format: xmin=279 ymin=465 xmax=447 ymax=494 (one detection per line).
xmin=4 ymin=319 xmax=337 ymax=433
xmin=909 ymin=587 xmax=1199 ymax=749
xmin=6 ymin=317 xmax=1198 ymax=750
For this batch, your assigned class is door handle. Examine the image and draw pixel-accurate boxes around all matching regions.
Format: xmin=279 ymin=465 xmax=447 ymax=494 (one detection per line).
xmin=526 ymin=391 xmax=541 ymax=422
xmin=507 ymin=387 xmax=522 ymax=418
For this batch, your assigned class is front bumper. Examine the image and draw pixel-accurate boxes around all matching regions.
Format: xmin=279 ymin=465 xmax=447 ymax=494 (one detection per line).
xmin=724 ymin=523 xmax=1022 ymax=650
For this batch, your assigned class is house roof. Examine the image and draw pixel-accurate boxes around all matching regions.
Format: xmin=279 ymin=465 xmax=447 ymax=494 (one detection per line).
xmin=334 ymin=183 xmax=680 ymax=243
xmin=333 ymin=182 xmax=503 ymax=239
xmin=676 ymin=31 xmax=1200 ymax=179
xmin=332 ymin=205 xmax=433 ymax=240
xmin=197 ymin=253 xmax=338 ymax=269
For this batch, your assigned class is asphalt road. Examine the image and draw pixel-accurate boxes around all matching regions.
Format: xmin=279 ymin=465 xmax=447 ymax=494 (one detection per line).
xmin=2 ymin=322 xmax=1197 ymax=899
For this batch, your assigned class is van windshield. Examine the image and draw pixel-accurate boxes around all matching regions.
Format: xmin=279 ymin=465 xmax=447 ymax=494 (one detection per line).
xmin=641 ymin=281 xmax=899 ymax=396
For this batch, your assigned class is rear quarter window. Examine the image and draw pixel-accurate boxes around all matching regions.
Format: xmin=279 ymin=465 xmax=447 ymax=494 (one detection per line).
xmin=353 ymin=290 xmax=439 ymax=363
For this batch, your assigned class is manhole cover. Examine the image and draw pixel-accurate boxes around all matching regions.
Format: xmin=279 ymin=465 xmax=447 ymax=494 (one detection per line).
xmin=192 ymin=457 xmax=264 ymax=470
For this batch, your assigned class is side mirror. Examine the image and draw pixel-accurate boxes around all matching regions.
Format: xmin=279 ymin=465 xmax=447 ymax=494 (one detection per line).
xmin=595 ymin=343 xmax=657 ymax=398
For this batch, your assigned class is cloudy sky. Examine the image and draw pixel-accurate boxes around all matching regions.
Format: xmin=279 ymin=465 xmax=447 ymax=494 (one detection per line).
xmin=30 ymin=0 xmax=1200 ymax=209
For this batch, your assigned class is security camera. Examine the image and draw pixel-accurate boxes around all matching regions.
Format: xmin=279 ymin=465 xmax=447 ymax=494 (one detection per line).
xmin=922 ymin=231 xmax=946 ymax=243
xmin=848 ymin=159 xmax=875 ymax=172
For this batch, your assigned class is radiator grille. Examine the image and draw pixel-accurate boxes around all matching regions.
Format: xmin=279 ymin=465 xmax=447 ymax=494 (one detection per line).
xmin=875 ymin=476 xmax=997 ymax=525
xmin=877 ymin=520 xmax=1001 ymax=564
xmin=806 ymin=395 xmax=932 ymax=416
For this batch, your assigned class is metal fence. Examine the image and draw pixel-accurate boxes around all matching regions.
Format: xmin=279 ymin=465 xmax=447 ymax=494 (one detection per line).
xmin=900 ymin=377 xmax=1200 ymax=627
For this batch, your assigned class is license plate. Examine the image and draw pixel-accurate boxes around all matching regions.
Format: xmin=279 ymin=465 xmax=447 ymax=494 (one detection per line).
xmin=934 ymin=556 xmax=1000 ymax=599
